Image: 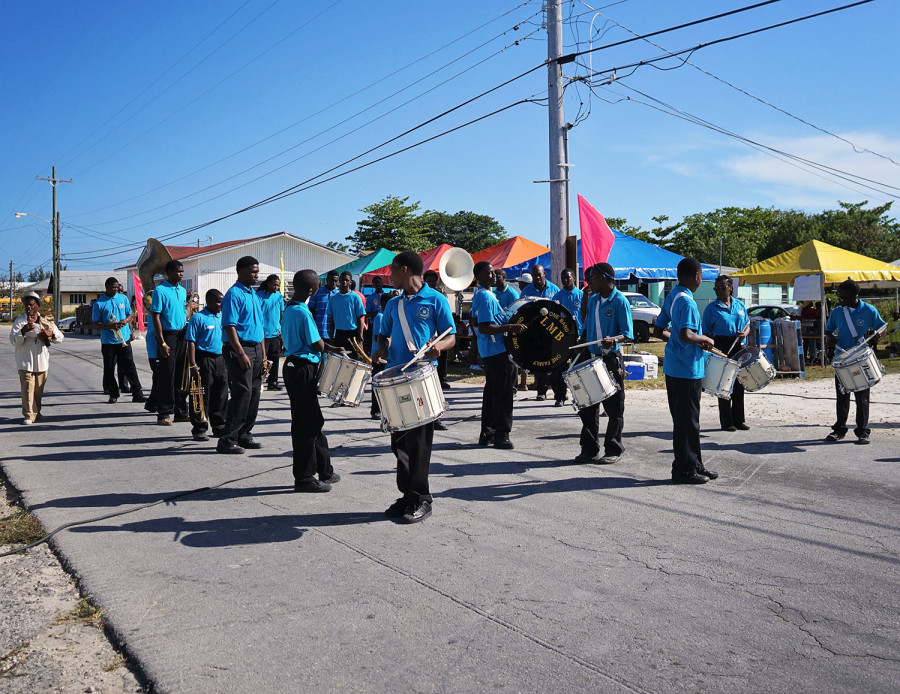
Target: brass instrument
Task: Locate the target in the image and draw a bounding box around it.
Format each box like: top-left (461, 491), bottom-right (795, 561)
top-left (262, 359), bottom-right (274, 380)
top-left (109, 309), bottom-right (126, 343)
top-left (348, 337), bottom-right (372, 365)
top-left (136, 238), bottom-right (174, 295)
top-left (189, 366), bottom-right (208, 424)
top-left (186, 292), bottom-right (200, 321)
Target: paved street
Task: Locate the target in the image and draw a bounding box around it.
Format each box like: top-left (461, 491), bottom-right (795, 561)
top-left (2, 333), bottom-right (898, 693)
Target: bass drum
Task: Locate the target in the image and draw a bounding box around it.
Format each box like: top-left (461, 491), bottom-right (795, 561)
top-left (505, 298), bottom-right (578, 373)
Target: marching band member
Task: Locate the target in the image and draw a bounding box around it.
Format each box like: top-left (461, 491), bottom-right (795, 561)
top-left (654, 258), bottom-right (716, 484)
top-left (574, 263), bottom-right (632, 464)
top-left (92, 276), bottom-right (145, 405)
top-left (423, 269), bottom-right (451, 393)
top-left (150, 260), bottom-right (189, 426)
top-left (186, 289), bottom-right (228, 442)
top-left (374, 251), bottom-right (456, 524)
top-left (256, 274), bottom-right (285, 391)
top-left (824, 279), bottom-right (885, 444)
top-left (702, 276), bottom-right (750, 432)
top-left (493, 269), bottom-right (519, 310)
top-left (364, 275), bottom-right (386, 354)
top-left (282, 270), bottom-right (345, 492)
top-left (548, 268), bottom-right (583, 407)
top-left (369, 291), bottom-right (396, 421)
top-left (326, 270), bottom-right (366, 351)
top-left (143, 291), bottom-right (159, 414)
top-left (10, 292), bottom-right (63, 424)
top-left (521, 265), bottom-right (561, 402)
top-left (472, 261), bottom-right (526, 449)
top-left (218, 256), bottom-right (266, 455)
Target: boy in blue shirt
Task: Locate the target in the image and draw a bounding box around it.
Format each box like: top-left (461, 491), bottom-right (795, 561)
top-left (369, 291), bottom-right (397, 421)
top-left (654, 258), bottom-right (716, 484)
top-left (326, 270), bottom-right (366, 351)
top-left (150, 260), bottom-right (189, 425)
top-left (575, 263), bottom-right (633, 464)
top-left (546, 268), bottom-right (584, 407)
top-left (374, 251), bottom-right (456, 524)
top-left (282, 270), bottom-right (345, 492)
top-left (92, 276), bottom-right (145, 405)
top-left (472, 261), bottom-right (527, 449)
top-left (493, 269), bottom-right (519, 310)
top-left (186, 289), bottom-right (228, 442)
top-left (256, 274), bottom-right (285, 391)
top-left (702, 276), bottom-right (750, 432)
top-left (824, 279), bottom-right (886, 444)
top-left (519, 264), bottom-right (560, 299)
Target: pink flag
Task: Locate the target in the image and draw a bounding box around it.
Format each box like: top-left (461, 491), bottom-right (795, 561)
top-left (133, 272), bottom-right (145, 332)
top-left (578, 194), bottom-right (615, 271)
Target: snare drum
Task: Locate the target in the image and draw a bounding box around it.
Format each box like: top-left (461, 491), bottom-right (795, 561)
top-left (563, 356), bottom-right (618, 409)
top-left (701, 352), bottom-right (740, 399)
top-left (373, 360), bottom-right (446, 432)
top-left (317, 352), bottom-right (372, 406)
top-left (832, 343), bottom-right (884, 393)
top-left (734, 346), bottom-right (776, 392)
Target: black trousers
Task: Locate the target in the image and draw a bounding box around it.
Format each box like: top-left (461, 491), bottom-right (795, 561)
top-left (116, 344), bottom-right (139, 392)
top-left (370, 361), bottom-right (385, 417)
top-left (666, 375), bottom-right (703, 476)
top-left (101, 343), bottom-right (143, 399)
top-left (834, 377), bottom-right (870, 437)
top-left (333, 329), bottom-right (358, 352)
top-left (578, 351), bottom-right (626, 457)
top-left (391, 422), bottom-right (434, 504)
top-left (536, 368), bottom-right (567, 401)
top-left (264, 336), bottom-right (281, 387)
top-left (190, 350), bottom-right (228, 437)
top-left (222, 341), bottom-right (263, 446)
top-left (146, 358), bottom-right (159, 412)
top-left (284, 357), bottom-right (334, 483)
top-left (713, 334), bottom-right (745, 428)
top-left (481, 352), bottom-right (516, 436)
top-left (437, 350), bottom-right (448, 385)
top-left (156, 330), bottom-right (188, 419)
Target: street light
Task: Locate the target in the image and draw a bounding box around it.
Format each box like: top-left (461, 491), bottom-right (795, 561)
top-left (15, 211), bottom-right (59, 322)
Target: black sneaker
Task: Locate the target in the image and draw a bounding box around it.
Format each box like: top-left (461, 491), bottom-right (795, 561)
top-left (825, 431), bottom-right (846, 442)
top-left (535, 394), bottom-right (546, 401)
top-left (107, 396), bottom-right (118, 404)
top-left (554, 400), bottom-right (564, 408)
top-left (402, 500), bottom-right (432, 524)
top-left (574, 450), bottom-right (600, 463)
top-left (721, 425), bottom-right (737, 432)
top-left (856, 433), bottom-right (871, 445)
top-left (494, 436), bottom-right (514, 450)
top-left (131, 393), bottom-right (147, 403)
top-left (696, 466), bottom-right (719, 480)
top-left (478, 430), bottom-right (495, 447)
top-left (672, 473), bottom-right (708, 485)
top-left (385, 497), bottom-right (409, 518)
top-left (217, 443), bottom-right (245, 455)
top-left (294, 478), bottom-right (331, 493)
top-left (434, 420), bottom-right (448, 431)
top-left (238, 438), bottom-right (262, 450)
top-left (193, 433), bottom-right (210, 442)
top-left (320, 472), bottom-right (341, 484)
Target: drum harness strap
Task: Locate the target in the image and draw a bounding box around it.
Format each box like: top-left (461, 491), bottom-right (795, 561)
top-left (397, 297), bottom-right (421, 353)
top-left (842, 306), bottom-right (861, 345)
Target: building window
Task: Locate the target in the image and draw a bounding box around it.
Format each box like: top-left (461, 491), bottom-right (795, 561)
top-left (182, 278), bottom-right (193, 292)
top-left (69, 293), bottom-right (87, 304)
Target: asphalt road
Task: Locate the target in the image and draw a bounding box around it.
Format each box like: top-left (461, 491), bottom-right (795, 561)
top-left (2, 333), bottom-right (898, 693)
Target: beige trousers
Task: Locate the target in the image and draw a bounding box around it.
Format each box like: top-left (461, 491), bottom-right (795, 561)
top-left (18, 370), bottom-right (48, 421)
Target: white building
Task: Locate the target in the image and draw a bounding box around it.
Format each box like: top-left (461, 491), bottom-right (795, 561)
top-left (118, 232), bottom-right (353, 297)
top-left (23, 270), bottom-right (113, 313)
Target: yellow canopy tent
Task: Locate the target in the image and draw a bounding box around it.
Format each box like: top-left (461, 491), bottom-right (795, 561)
top-left (733, 240), bottom-right (900, 364)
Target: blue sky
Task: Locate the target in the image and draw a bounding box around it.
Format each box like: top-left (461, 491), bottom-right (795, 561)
top-left (2, 0), bottom-right (898, 275)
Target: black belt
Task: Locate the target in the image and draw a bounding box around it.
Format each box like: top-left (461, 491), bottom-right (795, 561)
top-left (163, 328), bottom-right (186, 335)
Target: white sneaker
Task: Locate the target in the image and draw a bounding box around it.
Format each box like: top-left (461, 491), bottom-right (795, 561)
top-left (22, 418), bottom-right (33, 425)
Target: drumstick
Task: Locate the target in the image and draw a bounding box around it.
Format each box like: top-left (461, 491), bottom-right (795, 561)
top-left (400, 326), bottom-right (454, 372)
top-left (710, 347), bottom-right (729, 358)
top-left (522, 307), bottom-right (549, 329)
top-left (727, 334), bottom-right (743, 355)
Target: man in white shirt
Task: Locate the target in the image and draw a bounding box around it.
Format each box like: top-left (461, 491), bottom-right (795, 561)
top-left (9, 292), bottom-right (64, 424)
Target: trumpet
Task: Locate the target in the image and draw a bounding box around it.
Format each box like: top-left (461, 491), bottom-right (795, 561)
top-left (262, 359), bottom-right (274, 380)
top-left (189, 366), bottom-right (208, 423)
top-left (109, 310), bottom-right (126, 343)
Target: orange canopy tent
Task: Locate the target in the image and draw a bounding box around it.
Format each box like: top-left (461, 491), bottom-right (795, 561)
top-left (470, 236), bottom-right (550, 270)
top-left (360, 244), bottom-right (454, 284)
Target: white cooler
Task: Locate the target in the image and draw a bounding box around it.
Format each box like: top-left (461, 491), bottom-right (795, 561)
top-left (623, 353), bottom-right (659, 380)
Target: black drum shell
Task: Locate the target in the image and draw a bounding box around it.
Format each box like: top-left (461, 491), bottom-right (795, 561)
top-left (505, 298), bottom-right (578, 373)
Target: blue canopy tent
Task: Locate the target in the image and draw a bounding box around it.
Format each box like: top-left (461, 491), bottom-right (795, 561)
top-left (504, 231), bottom-right (718, 283)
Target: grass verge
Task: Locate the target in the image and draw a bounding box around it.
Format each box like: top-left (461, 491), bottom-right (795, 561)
top-left (0, 509), bottom-right (44, 546)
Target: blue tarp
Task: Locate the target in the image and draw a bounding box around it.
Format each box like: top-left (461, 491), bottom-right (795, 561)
top-left (504, 231), bottom-right (719, 283)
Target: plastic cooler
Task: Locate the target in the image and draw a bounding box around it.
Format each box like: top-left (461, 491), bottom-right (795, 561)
top-left (623, 353), bottom-right (659, 380)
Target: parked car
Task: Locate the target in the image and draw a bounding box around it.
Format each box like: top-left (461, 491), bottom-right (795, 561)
top-left (623, 292), bottom-right (661, 342)
top-left (748, 304), bottom-right (800, 321)
top-left (57, 316), bottom-right (77, 332)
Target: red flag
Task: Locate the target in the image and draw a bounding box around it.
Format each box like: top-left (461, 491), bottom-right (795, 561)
top-left (133, 272), bottom-right (145, 332)
top-left (578, 194), bottom-right (615, 271)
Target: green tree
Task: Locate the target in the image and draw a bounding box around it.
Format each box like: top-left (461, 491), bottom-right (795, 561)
top-left (661, 206), bottom-right (783, 267)
top-left (27, 267), bottom-right (48, 283)
top-left (325, 240), bottom-right (352, 254)
top-left (345, 196), bottom-right (428, 253)
top-left (419, 210), bottom-right (507, 252)
top-left (813, 201), bottom-right (900, 262)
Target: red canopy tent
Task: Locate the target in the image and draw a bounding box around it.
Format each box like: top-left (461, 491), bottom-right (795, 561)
top-left (470, 236), bottom-right (550, 270)
top-left (360, 244), bottom-right (454, 284)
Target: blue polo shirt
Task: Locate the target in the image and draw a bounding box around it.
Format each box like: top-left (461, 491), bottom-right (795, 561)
top-left (520, 281), bottom-right (560, 299)
top-left (369, 312), bottom-right (384, 359)
top-left (221, 281), bottom-right (264, 344)
top-left (582, 288), bottom-right (633, 355)
top-left (472, 285), bottom-right (508, 358)
top-left (824, 300), bottom-right (886, 351)
top-left (494, 285), bottom-right (520, 310)
top-left (553, 286), bottom-right (584, 332)
top-left (309, 286), bottom-right (338, 337)
top-left (366, 290), bottom-right (385, 315)
top-left (282, 301), bottom-right (322, 364)
top-left (380, 284), bottom-right (456, 369)
top-left (92, 293), bottom-right (132, 345)
top-left (327, 291), bottom-right (365, 331)
top-left (150, 281), bottom-right (187, 332)
top-left (661, 286), bottom-right (705, 379)
top-left (145, 313), bottom-right (157, 359)
top-left (186, 308), bottom-right (223, 355)
top-left (256, 289), bottom-right (285, 338)
top-left (702, 298), bottom-right (749, 341)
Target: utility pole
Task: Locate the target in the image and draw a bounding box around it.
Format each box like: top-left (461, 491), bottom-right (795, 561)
top-left (36, 166), bottom-right (73, 323)
top-left (547, 0), bottom-right (568, 281)
top-left (8, 261), bottom-right (13, 319)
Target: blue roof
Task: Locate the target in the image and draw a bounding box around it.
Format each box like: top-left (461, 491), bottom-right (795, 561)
top-left (504, 230), bottom-right (718, 283)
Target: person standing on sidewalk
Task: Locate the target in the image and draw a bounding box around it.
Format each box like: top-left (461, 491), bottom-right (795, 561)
top-left (186, 289), bottom-right (228, 442)
top-left (282, 270), bottom-right (345, 493)
top-left (217, 256), bottom-right (266, 455)
top-left (472, 261), bottom-right (526, 450)
top-left (92, 277), bottom-right (145, 405)
top-left (309, 270), bottom-right (339, 342)
top-left (256, 274), bottom-right (285, 391)
top-left (150, 260), bottom-right (189, 426)
top-left (326, 270), bottom-right (366, 352)
top-left (10, 292), bottom-right (63, 424)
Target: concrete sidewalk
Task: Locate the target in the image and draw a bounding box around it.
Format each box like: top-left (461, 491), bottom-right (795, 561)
top-left (2, 333), bottom-right (898, 692)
